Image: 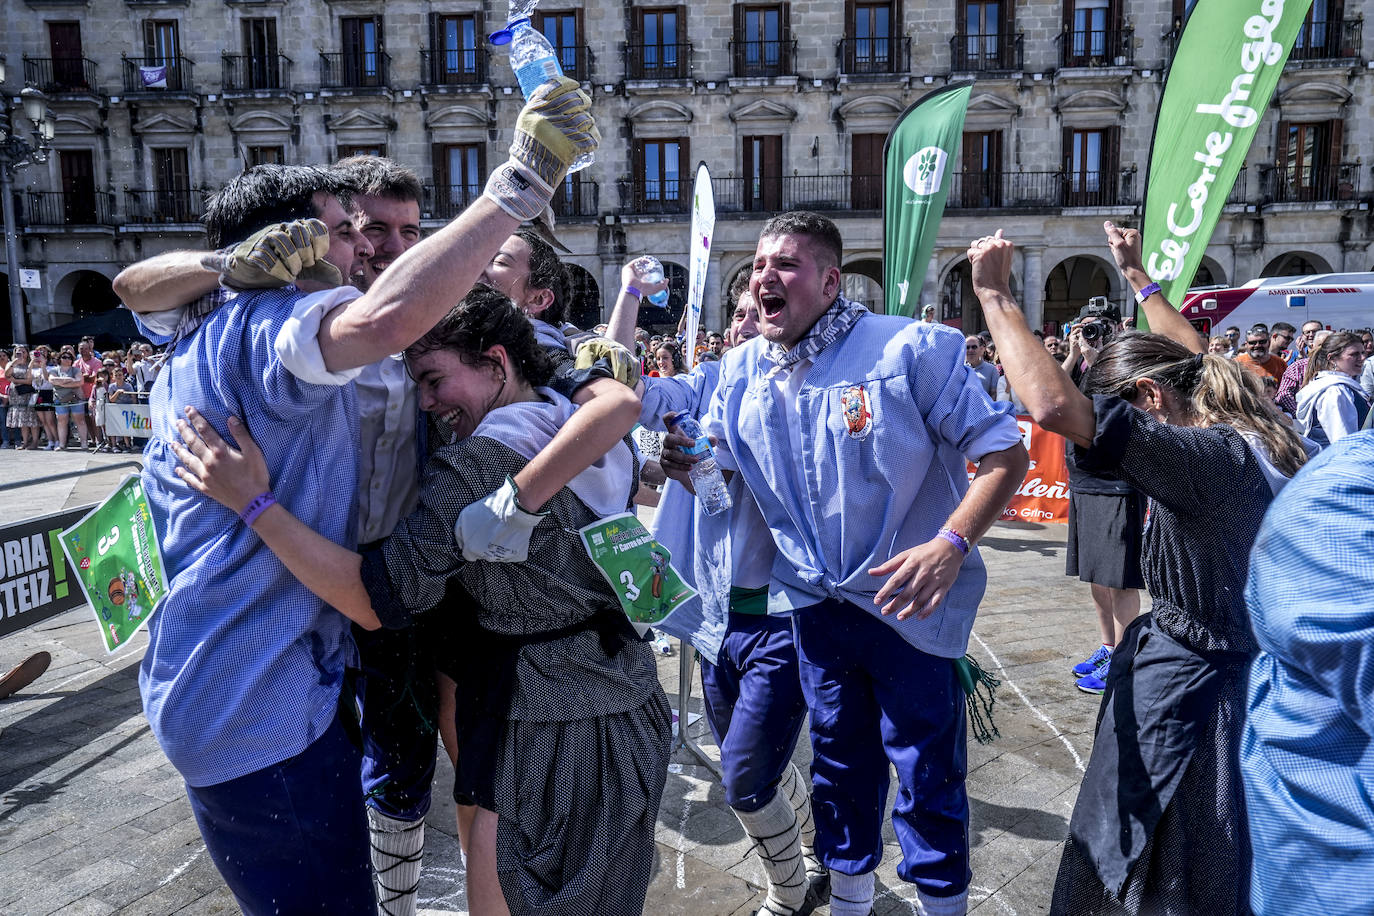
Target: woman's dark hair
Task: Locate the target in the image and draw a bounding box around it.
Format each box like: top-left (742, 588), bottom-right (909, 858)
top-left (655, 341), bottom-right (686, 375)
top-left (405, 286), bottom-right (554, 388)
top-left (1086, 331), bottom-right (1309, 476)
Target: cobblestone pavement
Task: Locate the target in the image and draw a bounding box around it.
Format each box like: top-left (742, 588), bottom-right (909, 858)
top-left (0, 448), bottom-right (1127, 915)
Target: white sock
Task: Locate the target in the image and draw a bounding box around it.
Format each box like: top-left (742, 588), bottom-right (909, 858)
top-left (829, 869), bottom-right (876, 916)
top-left (734, 791), bottom-right (808, 913)
top-left (777, 762), bottom-right (824, 881)
top-left (368, 806), bottom-right (425, 916)
top-left (918, 888), bottom-right (969, 916)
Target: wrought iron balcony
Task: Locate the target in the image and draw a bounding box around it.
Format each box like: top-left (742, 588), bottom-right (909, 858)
top-left (420, 48), bottom-right (489, 87)
top-left (124, 188), bottom-right (206, 224)
top-left (837, 36), bottom-right (910, 76)
top-left (222, 53), bottom-right (292, 91)
top-left (122, 56), bottom-right (195, 92)
top-left (421, 181), bottom-right (482, 220)
top-left (550, 45), bottom-right (594, 83)
top-left (319, 51), bottom-right (391, 89)
top-left (947, 170), bottom-right (1138, 209)
top-left (1056, 27), bottom-right (1134, 69)
top-left (950, 32), bottom-right (1024, 72)
top-left (617, 179), bottom-right (690, 215)
top-left (625, 42), bottom-right (691, 81)
top-left (551, 179), bottom-right (599, 220)
top-left (1259, 162), bottom-right (1361, 205)
top-left (1287, 18), bottom-right (1362, 63)
top-left (23, 190), bottom-right (116, 227)
top-left (729, 39), bottom-right (797, 78)
top-left (22, 57), bottom-right (98, 93)
top-left (1227, 166), bottom-right (1249, 206)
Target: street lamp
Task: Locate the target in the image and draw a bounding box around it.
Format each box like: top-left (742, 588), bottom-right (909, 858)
top-left (1, 59), bottom-right (51, 346)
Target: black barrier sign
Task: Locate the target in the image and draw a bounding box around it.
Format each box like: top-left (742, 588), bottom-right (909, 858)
top-left (0, 506), bottom-right (94, 637)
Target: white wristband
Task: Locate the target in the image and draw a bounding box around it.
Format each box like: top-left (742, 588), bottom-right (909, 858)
top-left (482, 159), bottom-right (555, 222)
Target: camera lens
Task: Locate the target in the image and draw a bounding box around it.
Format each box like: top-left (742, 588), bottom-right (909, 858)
top-left (1082, 323), bottom-right (1102, 342)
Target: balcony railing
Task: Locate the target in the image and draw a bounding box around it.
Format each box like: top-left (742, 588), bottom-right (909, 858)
top-left (1259, 162), bottom-right (1361, 205)
top-left (122, 56), bottom-right (195, 92)
top-left (1056, 27), bottom-right (1134, 68)
top-left (551, 180), bottom-right (599, 220)
top-left (948, 170), bottom-right (1138, 209)
top-left (23, 190), bottom-right (115, 227)
top-left (319, 51), bottom-right (391, 89)
top-left (950, 32), bottom-right (1024, 72)
top-left (1288, 18), bottom-right (1362, 63)
top-left (222, 53), bottom-right (292, 91)
top-left (22, 57), bottom-right (98, 93)
top-left (551, 45), bottom-right (594, 83)
top-left (625, 42), bottom-right (691, 80)
top-left (730, 38), bottom-right (797, 78)
top-left (420, 48), bottom-right (489, 86)
top-left (837, 36), bottom-right (910, 76)
top-left (1227, 166), bottom-right (1249, 206)
top-left (617, 179), bottom-right (691, 215)
top-left (422, 182), bottom-right (482, 220)
top-left (125, 188), bottom-right (207, 224)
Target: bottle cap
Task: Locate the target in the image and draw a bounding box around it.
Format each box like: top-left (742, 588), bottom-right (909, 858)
top-left (488, 17), bottom-right (530, 46)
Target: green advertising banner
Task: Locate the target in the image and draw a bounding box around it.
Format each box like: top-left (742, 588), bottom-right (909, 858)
top-left (579, 512), bottom-right (696, 629)
top-left (1142, 0), bottom-right (1315, 310)
top-left (883, 81), bottom-right (972, 318)
top-left (60, 475), bottom-right (169, 653)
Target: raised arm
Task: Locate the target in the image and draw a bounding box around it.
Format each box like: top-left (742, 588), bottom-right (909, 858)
top-left (1103, 220), bottom-right (1202, 353)
top-left (970, 230), bottom-right (1097, 447)
top-left (604, 258), bottom-right (668, 353)
top-left (114, 251), bottom-right (220, 314)
top-left (317, 78), bottom-right (598, 373)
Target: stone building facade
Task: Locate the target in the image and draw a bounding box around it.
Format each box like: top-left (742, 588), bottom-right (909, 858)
top-left (3, 0), bottom-right (1371, 340)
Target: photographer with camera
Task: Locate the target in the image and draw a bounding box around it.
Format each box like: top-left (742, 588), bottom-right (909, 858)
top-left (1061, 298), bottom-right (1144, 695)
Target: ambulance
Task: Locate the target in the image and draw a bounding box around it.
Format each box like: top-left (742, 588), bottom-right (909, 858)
top-left (1179, 273), bottom-right (1374, 337)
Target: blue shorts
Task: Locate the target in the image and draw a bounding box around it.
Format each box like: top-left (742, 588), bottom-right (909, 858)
top-left (54, 402), bottom-right (85, 416)
top-left (185, 712), bottom-right (374, 915)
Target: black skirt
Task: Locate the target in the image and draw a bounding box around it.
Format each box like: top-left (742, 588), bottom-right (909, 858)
top-left (1066, 490), bottom-right (1147, 590)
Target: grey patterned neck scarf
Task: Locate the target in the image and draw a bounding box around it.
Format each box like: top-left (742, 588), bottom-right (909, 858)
top-left (764, 296), bottom-right (868, 378)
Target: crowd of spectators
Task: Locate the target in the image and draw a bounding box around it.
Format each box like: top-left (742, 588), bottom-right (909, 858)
top-left (1, 336), bottom-right (161, 452)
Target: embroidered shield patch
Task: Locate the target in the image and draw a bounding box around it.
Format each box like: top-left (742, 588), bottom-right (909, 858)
top-left (840, 384), bottom-right (873, 440)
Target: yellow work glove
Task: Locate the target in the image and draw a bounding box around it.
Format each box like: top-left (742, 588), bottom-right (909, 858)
top-left (484, 77), bottom-right (599, 222)
top-left (205, 218), bottom-right (342, 290)
top-left (575, 337), bottom-right (643, 390)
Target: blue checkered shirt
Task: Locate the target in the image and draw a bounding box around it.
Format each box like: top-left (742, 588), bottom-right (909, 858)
top-left (1243, 431), bottom-right (1374, 914)
top-left (138, 287), bottom-right (359, 787)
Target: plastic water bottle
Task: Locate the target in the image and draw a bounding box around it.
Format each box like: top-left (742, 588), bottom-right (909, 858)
top-left (492, 16), bottom-right (593, 173)
top-left (632, 255), bottom-right (671, 307)
top-left (666, 414), bottom-right (732, 516)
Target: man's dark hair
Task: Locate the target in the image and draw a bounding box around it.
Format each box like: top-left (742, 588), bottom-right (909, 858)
top-left (405, 285), bottom-right (554, 388)
top-left (513, 228), bottom-right (567, 326)
top-left (332, 155), bottom-right (423, 204)
top-left (728, 269), bottom-right (751, 309)
top-left (1225, 325), bottom-right (1241, 334)
top-left (758, 211), bottom-right (843, 269)
top-left (204, 164), bottom-right (352, 249)
top-left (1271, 321), bottom-right (1297, 335)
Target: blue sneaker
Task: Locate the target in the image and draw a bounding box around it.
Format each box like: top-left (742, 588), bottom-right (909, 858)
top-left (1076, 655), bottom-right (1111, 694)
top-left (1072, 645), bottom-right (1112, 677)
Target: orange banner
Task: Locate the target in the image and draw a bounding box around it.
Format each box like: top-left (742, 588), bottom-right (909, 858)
top-left (967, 417), bottom-right (1071, 524)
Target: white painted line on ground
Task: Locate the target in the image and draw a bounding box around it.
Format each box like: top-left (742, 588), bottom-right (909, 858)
top-left (970, 883), bottom-right (1019, 914)
top-left (970, 631), bottom-right (1085, 774)
top-left (47, 647), bottom-right (142, 693)
top-left (158, 845), bottom-right (204, 887)
top-left (675, 792), bottom-right (692, 889)
top-left (877, 884), bottom-right (918, 913)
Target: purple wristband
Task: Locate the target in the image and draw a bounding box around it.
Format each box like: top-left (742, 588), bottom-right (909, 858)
top-left (937, 526), bottom-right (970, 555)
top-left (239, 492), bottom-right (276, 527)
top-left (624, 285), bottom-right (644, 300)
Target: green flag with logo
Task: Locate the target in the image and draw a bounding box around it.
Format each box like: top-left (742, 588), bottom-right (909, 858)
top-left (1142, 0), bottom-right (1314, 312)
top-left (883, 81), bottom-right (972, 318)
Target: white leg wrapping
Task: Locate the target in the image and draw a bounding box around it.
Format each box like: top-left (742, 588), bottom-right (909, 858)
top-left (368, 806), bottom-right (425, 916)
top-left (777, 761), bottom-right (824, 881)
top-left (829, 869), bottom-right (876, 916)
top-left (734, 790), bottom-right (808, 914)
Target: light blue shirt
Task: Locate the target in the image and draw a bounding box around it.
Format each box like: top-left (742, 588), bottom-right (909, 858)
top-left (137, 287), bottom-right (359, 787)
top-left (1243, 431), bottom-right (1374, 915)
top-left (705, 308), bottom-right (1021, 658)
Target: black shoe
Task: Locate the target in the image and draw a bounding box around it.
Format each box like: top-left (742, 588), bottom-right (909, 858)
top-left (806, 871), bottom-right (831, 907)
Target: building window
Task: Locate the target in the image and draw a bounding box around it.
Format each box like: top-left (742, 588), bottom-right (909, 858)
top-left (631, 6), bottom-right (687, 80)
top-left (845, 1), bottom-right (895, 73)
top-left (534, 10), bottom-right (586, 82)
top-left (247, 146), bottom-right (285, 166)
top-left (338, 144), bottom-right (386, 159)
top-left (1274, 119), bottom-right (1344, 201)
top-left (433, 143), bottom-right (485, 217)
top-left (153, 147), bottom-right (194, 221)
top-left (743, 135), bottom-right (782, 212)
top-left (239, 18), bottom-right (281, 90)
top-left (956, 1), bottom-right (1014, 70)
top-left (851, 133), bottom-right (884, 210)
top-left (341, 16), bottom-right (385, 87)
top-left (46, 21), bottom-right (89, 91)
top-left (59, 149), bottom-right (97, 224)
top-left (632, 138), bottom-right (689, 213)
top-left (960, 130), bottom-right (1003, 208)
top-left (1062, 126), bottom-right (1119, 206)
top-left (732, 4), bottom-right (792, 78)
top-left (428, 13), bottom-right (482, 85)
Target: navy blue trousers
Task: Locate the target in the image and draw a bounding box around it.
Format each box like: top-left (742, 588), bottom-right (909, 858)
top-left (185, 713), bottom-right (375, 915)
top-left (699, 611), bottom-right (810, 812)
top-left (354, 621), bottom-right (440, 821)
top-left (794, 597), bottom-right (971, 895)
